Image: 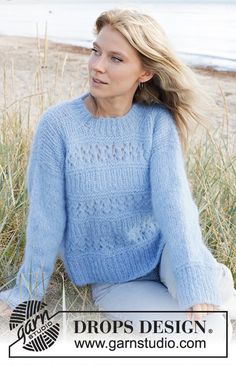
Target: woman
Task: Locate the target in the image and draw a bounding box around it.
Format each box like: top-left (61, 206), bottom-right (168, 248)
top-left (0, 8), bottom-right (235, 331)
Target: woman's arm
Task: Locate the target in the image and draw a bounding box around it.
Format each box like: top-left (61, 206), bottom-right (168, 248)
top-left (150, 105), bottom-right (222, 310)
top-left (0, 109), bottom-right (66, 310)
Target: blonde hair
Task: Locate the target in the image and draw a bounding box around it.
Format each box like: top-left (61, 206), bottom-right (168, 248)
top-left (93, 8), bottom-right (214, 153)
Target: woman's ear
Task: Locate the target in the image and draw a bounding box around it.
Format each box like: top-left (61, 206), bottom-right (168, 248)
top-left (139, 71), bottom-right (155, 83)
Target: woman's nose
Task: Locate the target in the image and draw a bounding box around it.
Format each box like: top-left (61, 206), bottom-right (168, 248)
top-left (91, 56), bottom-right (107, 73)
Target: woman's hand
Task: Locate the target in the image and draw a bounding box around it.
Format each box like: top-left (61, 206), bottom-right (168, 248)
top-left (186, 303), bottom-right (218, 321)
top-left (0, 300), bottom-right (13, 319)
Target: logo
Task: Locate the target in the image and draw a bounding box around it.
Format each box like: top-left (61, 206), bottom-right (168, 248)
top-left (9, 300), bottom-right (60, 352)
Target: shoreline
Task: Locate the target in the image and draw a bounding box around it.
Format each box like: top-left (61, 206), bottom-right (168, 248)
top-left (2, 34), bottom-right (236, 76)
top-left (0, 34), bottom-right (235, 140)
top-left (39, 38), bottom-right (236, 76)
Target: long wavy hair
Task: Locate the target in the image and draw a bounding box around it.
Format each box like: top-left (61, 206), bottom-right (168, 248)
top-left (93, 8), bottom-right (215, 153)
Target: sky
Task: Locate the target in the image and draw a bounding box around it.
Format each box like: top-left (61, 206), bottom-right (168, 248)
top-left (1, 0), bottom-right (236, 4)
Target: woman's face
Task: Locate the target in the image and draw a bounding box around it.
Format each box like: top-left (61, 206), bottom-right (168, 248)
top-left (88, 24), bottom-right (151, 101)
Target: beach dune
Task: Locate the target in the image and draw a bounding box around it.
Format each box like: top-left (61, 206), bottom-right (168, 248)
top-left (0, 34), bottom-right (235, 142)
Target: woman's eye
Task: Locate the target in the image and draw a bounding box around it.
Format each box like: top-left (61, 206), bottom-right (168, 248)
top-left (111, 56), bottom-right (123, 62)
top-left (91, 48), bottom-right (122, 63)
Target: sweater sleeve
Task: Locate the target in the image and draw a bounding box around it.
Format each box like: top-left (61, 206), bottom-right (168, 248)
top-left (0, 110), bottom-right (66, 309)
top-left (150, 106), bottom-right (222, 309)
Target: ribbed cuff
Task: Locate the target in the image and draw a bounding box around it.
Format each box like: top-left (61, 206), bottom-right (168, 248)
top-left (0, 287), bottom-right (25, 309)
top-left (0, 284), bottom-right (45, 310)
top-left (174, 263), bottom-right (223, 310)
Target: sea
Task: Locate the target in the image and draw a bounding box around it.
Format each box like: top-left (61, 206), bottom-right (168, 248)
top-left (0, 0), bottom-right (236, 72)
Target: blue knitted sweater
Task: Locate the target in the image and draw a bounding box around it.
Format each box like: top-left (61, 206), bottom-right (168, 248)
top-left (0, 91), bottom-right (222, 310)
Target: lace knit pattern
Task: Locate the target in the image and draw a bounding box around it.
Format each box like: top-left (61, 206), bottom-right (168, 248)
top-left (0, 91), bottom-right (222, 310)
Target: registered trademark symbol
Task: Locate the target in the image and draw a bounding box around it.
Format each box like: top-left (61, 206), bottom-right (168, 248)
top-left (208, 329), bottom-right (213, 334)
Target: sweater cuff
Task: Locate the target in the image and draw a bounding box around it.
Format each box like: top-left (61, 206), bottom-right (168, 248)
top-left (0, 285), bottom-right (45, 310)
top-left (174, 264), bottom-right (223, 310)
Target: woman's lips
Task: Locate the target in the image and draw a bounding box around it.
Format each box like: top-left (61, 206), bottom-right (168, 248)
top-left (92, 77), bottom-right (108, 85)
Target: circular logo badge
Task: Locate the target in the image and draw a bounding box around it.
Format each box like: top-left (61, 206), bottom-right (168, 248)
top-left (9, 300), bottom-right (60, 352)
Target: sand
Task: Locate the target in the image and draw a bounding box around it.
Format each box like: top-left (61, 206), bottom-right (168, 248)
top-left (0, 34), bottom-right (235, 143)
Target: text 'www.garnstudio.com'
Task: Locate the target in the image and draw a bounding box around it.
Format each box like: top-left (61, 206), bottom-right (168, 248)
top-left (8, 307), bottom-right (228, 358)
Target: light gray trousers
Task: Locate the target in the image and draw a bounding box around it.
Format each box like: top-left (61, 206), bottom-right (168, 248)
top-left (91, 244), bottom-right (235, 340)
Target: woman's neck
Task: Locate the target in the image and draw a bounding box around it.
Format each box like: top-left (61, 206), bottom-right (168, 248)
top-left (85, 93), bottom-right (133, 118)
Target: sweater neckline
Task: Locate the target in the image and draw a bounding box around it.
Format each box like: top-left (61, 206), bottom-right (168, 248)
top-left (77, 91), bottom-right (140, 126)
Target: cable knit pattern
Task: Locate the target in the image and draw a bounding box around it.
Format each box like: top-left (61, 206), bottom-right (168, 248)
top-left (0, 91), bottom-right (222, 310)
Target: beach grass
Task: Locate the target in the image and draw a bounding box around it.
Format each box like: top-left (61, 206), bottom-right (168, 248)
top-left (0, 35), bottom-right (235, 319)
